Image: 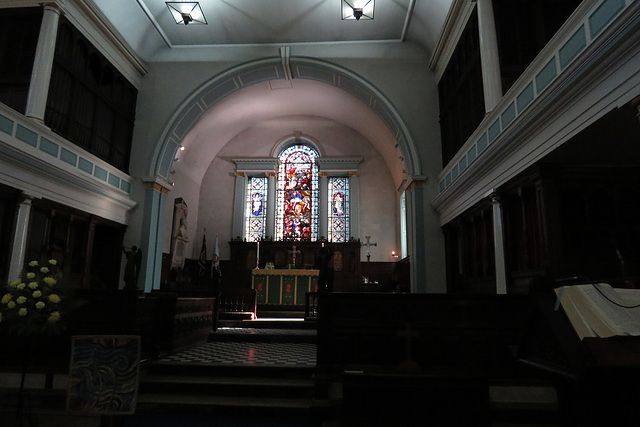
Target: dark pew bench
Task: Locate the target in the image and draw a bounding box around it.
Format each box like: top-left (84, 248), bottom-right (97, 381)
top-left (315, 292), bottom-right (539, 426)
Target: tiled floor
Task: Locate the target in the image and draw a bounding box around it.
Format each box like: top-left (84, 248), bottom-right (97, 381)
top-left (157, 328), bottom-right (317, 367)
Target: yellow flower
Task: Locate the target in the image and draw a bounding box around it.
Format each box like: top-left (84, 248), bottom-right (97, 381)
top-left (7, 301), bottom-right (16, 309)
top-left (18, 308), bottom-right (28, 316)
top-left (17, 283), bottom-right (26, 290)
top-left (35, 302), bottom-right (45, 309)
top-left (32, 290), bottom-right (42, 298)
top-left (17, 296), bottom-right (27, 305)
top-left (44, 277), bottom-right (57, 285)
top-left (9, 280), bottom-right (20, 288)
top-left (26, 272), bottom-right (35, 279)
top-left (28, 282), bottom-right (38, 289)
top-left (29, 261), bottom-right (38, 267)
top-left (1, 293), bottom-right (12, 304)
top-left (48, 259), bottom-right (57, 266)
top-left (40, 267), bottom-right (49, 274)
top-left (48, 311), bottom-right (61, 323)
top-left (48, 294), bottom-right (61, 304)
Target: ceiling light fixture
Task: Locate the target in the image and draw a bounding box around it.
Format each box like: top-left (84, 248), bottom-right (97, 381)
top-left (166, 2), bottom-right (207, 25)
top-left (341, 0), bottom-right (374, 20)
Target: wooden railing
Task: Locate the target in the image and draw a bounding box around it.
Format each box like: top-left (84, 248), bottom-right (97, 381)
top-left (217, 288), bottom-right (257, 320)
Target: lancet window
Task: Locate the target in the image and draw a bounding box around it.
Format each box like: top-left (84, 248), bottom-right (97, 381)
top-left (244, 177), bottom-right (268, 242)
top-left (328, 177), bottom-right (349, 242)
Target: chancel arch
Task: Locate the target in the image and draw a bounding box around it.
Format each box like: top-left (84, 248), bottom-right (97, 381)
top-left (139, 57), bottom-right (428, 292)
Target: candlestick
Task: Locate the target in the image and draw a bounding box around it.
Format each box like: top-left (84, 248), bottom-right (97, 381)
top-left (256, 241), bottom-right (260, 269)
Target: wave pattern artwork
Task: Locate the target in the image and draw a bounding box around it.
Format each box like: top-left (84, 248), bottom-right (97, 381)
top-left (67, 335), bottom-right (140, 415)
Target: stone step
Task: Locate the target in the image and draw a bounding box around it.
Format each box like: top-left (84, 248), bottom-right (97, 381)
top-left (210, 327), bottom-right (317, 344)
top-left (139, 373), bottom-right (314, 398)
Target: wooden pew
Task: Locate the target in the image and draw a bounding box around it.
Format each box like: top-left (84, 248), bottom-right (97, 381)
top-left (315, 292), bottom-right (538, 426)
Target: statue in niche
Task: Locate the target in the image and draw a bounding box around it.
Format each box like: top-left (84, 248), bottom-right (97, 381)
top-left (171, 198), bottom-right (189, 270)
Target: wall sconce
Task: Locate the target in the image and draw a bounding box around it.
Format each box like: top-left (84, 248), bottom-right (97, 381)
top-left (391, 251), bottom-right (400, 258)
top-left (166, 2), bottom-right (207, 25)
top-left (342, 0), bottom-right (374, 20)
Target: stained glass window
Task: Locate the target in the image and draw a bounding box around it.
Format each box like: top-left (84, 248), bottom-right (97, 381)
top-left (276, 145), bottom-right (319, 241)
top-left (245, 177), bottom-right (267, 242)
top-left (328, 177), bottom-right (349, 242)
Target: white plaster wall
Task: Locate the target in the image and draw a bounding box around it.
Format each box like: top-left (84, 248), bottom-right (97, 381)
top-left (197, 117), bottom-right (398, 262)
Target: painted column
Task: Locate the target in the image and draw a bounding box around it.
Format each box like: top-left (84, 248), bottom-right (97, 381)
top-left (232, 172), bottom-right (247, 239)
top-left (266, 173), bottom-right (276, 239)
top-left (476, 0), bottom-right (503, 113)
top-left (489, 190), bottom-right (508, 294)
top-left (140, 180), bottom-right (169, 293)
top-left (348, 172), bottom-right (360, 241)
top-left (405, 178), bottom-right (427, 293)
top-left (82, 218), bottom-right (97, 288)
top-left (8, 194), bottom-right (34, 281)
top-left (25, 3), bottom-right (62, 123)
top-left (319, 173), bottom-right (329, 239)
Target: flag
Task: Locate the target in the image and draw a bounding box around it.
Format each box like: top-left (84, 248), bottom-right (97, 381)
top-left (198, 231), bottom-right (207, 276)
top-left (211, 235), bottom-right (222, 278)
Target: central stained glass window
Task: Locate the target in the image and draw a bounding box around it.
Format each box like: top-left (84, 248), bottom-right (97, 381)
top-left (276, 145), bottom-right (319, 241)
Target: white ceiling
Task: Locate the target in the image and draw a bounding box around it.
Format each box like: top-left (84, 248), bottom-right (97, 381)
top-left (92, 0), bottom-right (454, 61)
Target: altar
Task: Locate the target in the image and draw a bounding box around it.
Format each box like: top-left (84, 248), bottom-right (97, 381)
top-left (252, 268), bottom-right (319, 305)
top-left (230, 240), bottom-right (362, 293)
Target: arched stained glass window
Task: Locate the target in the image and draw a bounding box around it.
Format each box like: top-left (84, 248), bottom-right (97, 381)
top-left (276, 145), bottom-right (319, 241)
top-left (328, 177), bottom-right (349, 242)
top-left (245, 177), bottom-right (267, 242)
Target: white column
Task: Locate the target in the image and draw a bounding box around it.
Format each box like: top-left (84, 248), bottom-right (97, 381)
top-left (489, 190), bottom-right (507, 294)
top-left (25, 3), bottom-right (62, 123)
top-left (266, 173), bottom-right (276, 239)
top-left (405, 179), bottom-right (427, 293)
top-left (232, 172), bottom-right (247, 239)
top-left (319, 174), bottom-right (329, 239)
top-left (9, 195), bottom-right (34, 281)
top-left (349, 172), bottom-right (360, 240)
top-left (140, 181), bottom-right (169, 292)
top-left (476, 0), bottom-right (503, 113)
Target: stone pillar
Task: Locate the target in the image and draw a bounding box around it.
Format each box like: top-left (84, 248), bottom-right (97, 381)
top-left (8, 194), bottom-right (34, 281)
top-left (488, 190), bottom-right (508, 294)
top-left (25, 3), bottom-right (62, 123)
top-left (140, 180), bottom-right (170, 293)
top-left (405, 178), bottom-right (427, 293)
top-left (348, 172), bottom-right (360, 241)
top-left (266, 173), bottom-right (276, 239)
top-left (232, 172), bottom-right (247, 239)
top-left (476, 0), bottom-right (503, 113)
top-left (319, 173), bottom-right (329, 240)
top-left (82, 218), bottom-right (97, 288)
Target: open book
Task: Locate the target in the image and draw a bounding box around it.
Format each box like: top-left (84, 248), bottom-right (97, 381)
top-left (555, 283), bottom-right (640, 340)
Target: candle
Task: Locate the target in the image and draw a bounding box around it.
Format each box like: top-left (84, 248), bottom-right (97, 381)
top-left (256, 241), bottom-right (260, 268)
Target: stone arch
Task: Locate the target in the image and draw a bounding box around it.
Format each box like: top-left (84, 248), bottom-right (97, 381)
top-left (148, 56), bottom-right (421, 183)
